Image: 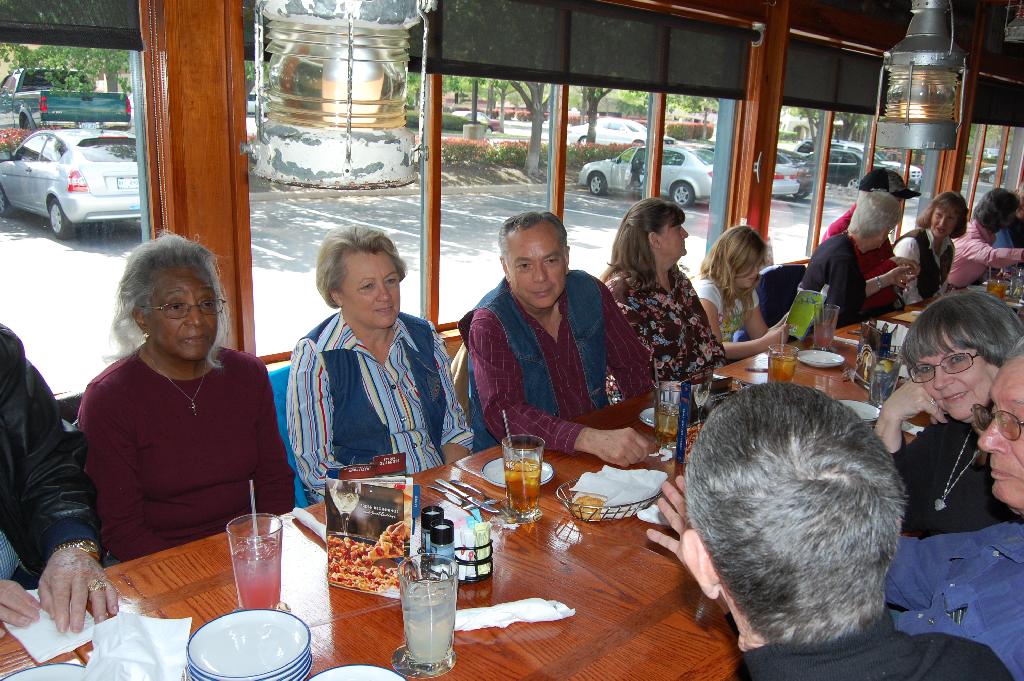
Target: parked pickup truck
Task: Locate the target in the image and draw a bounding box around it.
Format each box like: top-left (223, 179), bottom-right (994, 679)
top-left (0, 69), bottom-right (131, 130)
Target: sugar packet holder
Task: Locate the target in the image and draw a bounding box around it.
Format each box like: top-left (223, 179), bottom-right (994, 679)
top-left (454, 522), bottom-right (492, 582)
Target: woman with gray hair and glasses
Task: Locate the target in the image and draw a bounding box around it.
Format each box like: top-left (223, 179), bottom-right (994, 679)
top-left (286, 226), bottom-right (472, 502)
top-left (874, 291), bottom-right (1022, 536)
top-left (801, 190), bottom-right (917, 327)
top-left (78, 233), bottom-right (295, 561)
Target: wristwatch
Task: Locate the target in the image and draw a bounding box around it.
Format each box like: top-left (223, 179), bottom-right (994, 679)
top-left (50, 539), bottom-right (101, 563)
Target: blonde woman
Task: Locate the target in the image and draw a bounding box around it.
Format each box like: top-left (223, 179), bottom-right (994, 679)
top-left (695, 226), bottom-right (789, 360)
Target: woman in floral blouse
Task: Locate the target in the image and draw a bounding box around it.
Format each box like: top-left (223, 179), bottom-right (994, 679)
top-left (601, 198), bottom-right (725, 385)
top-left (695, 226), bottom-right (790, 360)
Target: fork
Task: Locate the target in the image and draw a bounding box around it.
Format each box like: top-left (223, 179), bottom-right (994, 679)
top-left (447, 479), bottom-right (499, 505)
top-left (427, 484), bottom-right (496, 515)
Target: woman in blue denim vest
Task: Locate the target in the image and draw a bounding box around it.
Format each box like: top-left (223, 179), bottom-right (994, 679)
top-left (286, 226), bottom-right (472, 502)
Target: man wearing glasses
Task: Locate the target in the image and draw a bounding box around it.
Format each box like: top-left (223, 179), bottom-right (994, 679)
top-left (885, 336), bottom-right (1024, 679)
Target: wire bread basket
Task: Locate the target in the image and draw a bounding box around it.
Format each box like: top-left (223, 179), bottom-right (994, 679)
top-left (555, 479), bottom-right (661, 522)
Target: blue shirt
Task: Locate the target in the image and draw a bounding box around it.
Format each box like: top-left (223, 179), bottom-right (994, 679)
top-left (886, 521), bottom-right (1024, 679)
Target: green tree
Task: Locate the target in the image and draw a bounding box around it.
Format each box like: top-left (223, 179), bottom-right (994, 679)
top-left (509, 81), bottom-right (548, 177)
top-left (0, 44), bottom-right (130, 92)
top-left (577, 87), bottom-right (612, 144)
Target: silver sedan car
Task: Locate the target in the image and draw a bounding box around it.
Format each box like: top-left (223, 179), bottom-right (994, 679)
top-left (0, 129), bottom-right (140, 240)
top-left (578, 145), bottom-right (713, 207)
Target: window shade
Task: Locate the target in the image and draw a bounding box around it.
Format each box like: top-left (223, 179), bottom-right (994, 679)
top-left (972, 79), bottom-right (1024, 127)
top-left (417, 0), bottom-right (752, 98)
top-left (244, 0), bottom-right (751, 97)
top-left (0, 2), bottom-right (141, 51)
top-left (783, 40), bottom-right (882, 115)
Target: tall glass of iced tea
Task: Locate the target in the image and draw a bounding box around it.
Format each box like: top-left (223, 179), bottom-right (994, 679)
top-left (501, 435), bottom-right (544, 523)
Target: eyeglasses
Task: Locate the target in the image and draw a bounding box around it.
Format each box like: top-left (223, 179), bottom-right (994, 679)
top-left (908, 351), bottom-right (977, 383)
top-left (144, 299), bottom-right (225, 319)
top-left (972, 403), bottom-right (1024, 442)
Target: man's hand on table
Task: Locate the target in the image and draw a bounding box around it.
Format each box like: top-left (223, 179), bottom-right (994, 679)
top-left (646, 475), bottom-right (688, 565)
top-left (38, 547), bottom-right (119, 634)
top-left (575, 426), bottom-right (653, 466)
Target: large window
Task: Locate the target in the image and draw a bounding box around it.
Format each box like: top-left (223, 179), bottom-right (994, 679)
top-left (437, 78), bottom-right (551, 323)
top-left (0, 45), bottom-right (146, 393)
top-left (246, 69), bottom-right (424, 355)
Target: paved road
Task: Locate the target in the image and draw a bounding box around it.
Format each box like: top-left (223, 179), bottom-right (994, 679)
top-left (1, 179), bottom-right (923, 393)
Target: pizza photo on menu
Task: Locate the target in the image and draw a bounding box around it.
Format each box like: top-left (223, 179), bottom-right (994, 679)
top-left (325, 457), bottom-right (418, 598)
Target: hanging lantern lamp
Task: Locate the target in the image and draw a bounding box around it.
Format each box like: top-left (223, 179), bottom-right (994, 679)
top-left (875, 0), bottom-right (967, 150)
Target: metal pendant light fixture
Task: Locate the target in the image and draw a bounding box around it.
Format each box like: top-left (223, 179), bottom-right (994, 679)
top-left (1007, 0), bottom-right (1024, 44)
top-left (249, 0), bottom-right (433, 189)
top-left (875, 0), bottom-right (967, 150)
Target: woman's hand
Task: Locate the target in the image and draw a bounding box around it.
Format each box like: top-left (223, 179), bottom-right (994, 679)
top-left (38, 547), bottom-right (119, 634)
top-left (875, 380), bottom-right (946, 452)
top-left (0, 581), bottom-right (41, 635)
top-left (890, 256), bottom-right (921, 277)
top-left (646, 476), bottom-right (688, 566)
top-left (883, 265), bottom-right (917, 290)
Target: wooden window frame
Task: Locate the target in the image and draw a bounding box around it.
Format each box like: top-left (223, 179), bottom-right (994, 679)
top-left (136, 0), bottom-right (1020, 363)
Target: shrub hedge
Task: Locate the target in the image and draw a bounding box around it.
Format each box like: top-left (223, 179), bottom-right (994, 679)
top-left (666, 122), bottom-right (714, 141)
top-left (439, 138), bottom-right (638, 171)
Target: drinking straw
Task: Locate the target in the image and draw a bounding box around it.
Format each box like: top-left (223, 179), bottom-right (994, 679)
top-left (249, 479), bottom-right (258, 536)
top-left (502, 409), bottom-right (511, 440)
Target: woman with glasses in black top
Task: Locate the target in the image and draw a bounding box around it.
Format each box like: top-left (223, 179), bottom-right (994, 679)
top-left (874, 291), bottom-right (1022, 536)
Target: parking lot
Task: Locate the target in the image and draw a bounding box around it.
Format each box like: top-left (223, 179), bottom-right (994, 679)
top-left (1, 179), bottom-right (920, 394)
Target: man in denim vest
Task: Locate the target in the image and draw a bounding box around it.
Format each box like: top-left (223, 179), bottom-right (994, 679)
top-left (460, 212), bottom-right (653, 464)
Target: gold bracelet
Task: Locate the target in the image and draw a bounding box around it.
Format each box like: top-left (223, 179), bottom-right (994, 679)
top-left (50, 539), bottom-right (101, 563)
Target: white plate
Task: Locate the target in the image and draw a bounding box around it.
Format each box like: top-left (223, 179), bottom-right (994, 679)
top-left (309, 666), bottom-right (404, 680)
top-left (188, 609), bottom-right (311, 678)
top-left (839, 400), bottom-right (880, 422)
top-left (639, 407), bottom-right (655, 426)
top-left (797, 350), bottom-right (845, 368)
top-left (189, 651), bottom-right (311, 680)
top-left (5, 665), bottom-right (85, 680)
top-left (481, 458), bottom-right (555, 487)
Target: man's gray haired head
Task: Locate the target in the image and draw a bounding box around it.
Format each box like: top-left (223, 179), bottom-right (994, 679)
top-left (685, 383), bottom-right (905, 646)
top-left (498, 211), bottom-right (568, 259)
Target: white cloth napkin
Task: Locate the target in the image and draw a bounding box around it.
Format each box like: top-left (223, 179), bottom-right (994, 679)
top-left (82, 613), bottom-right (191, 681)
top-left (292, 506), bottom-right (326, 542)
top-left (570, 466), bottom-right (667, 507)
top-left (454, 598), bottom-right (574, 631)
top-left (5, 589), bottom-right (94, 663)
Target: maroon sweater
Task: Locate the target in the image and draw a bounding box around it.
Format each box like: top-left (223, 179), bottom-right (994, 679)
top-left (79, 350), bottom-right (295, 561)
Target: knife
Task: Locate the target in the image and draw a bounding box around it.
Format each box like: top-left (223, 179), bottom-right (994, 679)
top-left (433, 479), bottom-right (501, 513)
top-left (427, 485), bottom-right (493, 516)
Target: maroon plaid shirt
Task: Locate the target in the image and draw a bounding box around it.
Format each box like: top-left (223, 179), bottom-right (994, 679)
top-left (467, 284), bottom-right (652, 453)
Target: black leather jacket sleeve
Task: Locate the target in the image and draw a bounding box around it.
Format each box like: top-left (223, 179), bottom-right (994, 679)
top-left (0, 325), bottom-right (99, 575)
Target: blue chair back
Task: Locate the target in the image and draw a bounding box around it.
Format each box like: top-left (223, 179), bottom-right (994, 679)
top-left (267, 364), bottom-right (309, 508)
top-left (732, 263), bottom-right (807, 342)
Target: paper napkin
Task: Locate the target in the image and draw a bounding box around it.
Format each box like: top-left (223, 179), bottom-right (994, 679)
top-left (5, 589), bottom-right (94, 663)
top-left (292, 506), bottom-right (327, 542)
top-left (82, 613), bottom-right (191, 681)
top-left (570, 466), bottom-right (667, 507)
top-left (455, 598), bottom-right (574, 631)
top-left (636, 503), bottom-right (669, 526)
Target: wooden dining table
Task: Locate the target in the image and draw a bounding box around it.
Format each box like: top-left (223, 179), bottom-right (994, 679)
top-left (0, 394), bottom-right (743, 680)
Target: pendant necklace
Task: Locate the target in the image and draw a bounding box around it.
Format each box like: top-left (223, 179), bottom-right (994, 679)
top-left (935, 432), bottom-right (977, 511)
top-left (162, 373), bottom-right (206, 416)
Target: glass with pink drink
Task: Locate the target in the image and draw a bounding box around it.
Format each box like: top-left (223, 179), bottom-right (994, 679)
top-left (226, 513), bottom-right (283, 610)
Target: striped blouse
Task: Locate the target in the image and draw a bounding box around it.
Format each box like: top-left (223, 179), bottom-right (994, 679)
top-left (286, 313), bottom-right (472, 501)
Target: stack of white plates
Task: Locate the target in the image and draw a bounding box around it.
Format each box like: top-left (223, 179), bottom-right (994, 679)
top-left (187, 609), bottom-right (311, 681)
